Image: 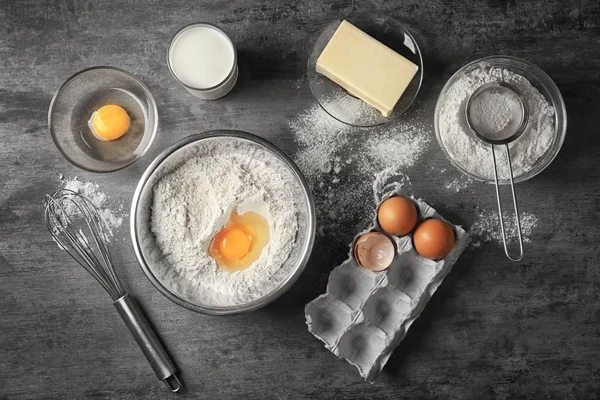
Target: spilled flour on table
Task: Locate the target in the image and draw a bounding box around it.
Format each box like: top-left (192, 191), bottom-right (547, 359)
top-left (57, 175), bottom-right (124, 238)
top-left (372, 167), bottom-right (413, 205)
top-left (320, 91), bottom-right (382, 126)
top-left (469, 210), bottom-right (538, 248)
top-left (291, 105), bottom-right (352, 182)
top-left (445, 176), bottom-right (474, 193)
top-left (290, 103), bottom-right (430, 236)
top-left (292, 103), bottom-right (430, 181)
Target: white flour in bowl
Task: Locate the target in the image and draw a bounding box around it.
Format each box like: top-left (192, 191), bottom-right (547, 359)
top-left (150, 141), bottom-right (298, 305)
top-left (437, 63), bottom-right (555, 181)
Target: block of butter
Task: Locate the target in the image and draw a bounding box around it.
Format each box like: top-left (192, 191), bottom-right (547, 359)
top-left (316, 20), bottom-right (418, 117)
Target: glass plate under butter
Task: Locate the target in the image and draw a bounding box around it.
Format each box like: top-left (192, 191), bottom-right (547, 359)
top-left (308, 16), bottom-right (423, 127)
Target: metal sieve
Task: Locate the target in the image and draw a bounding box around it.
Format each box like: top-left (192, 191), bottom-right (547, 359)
top-left (465, 66), bottom-right (529, 261)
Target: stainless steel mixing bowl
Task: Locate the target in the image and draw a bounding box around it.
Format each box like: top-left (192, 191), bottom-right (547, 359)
top-left (130, 130), bottom-right (316, 315)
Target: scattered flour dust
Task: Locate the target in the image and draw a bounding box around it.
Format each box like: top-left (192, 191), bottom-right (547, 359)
top-left (290, 102), bottom-right (430, 236)
top-left (292, 103), bottom-right (430, 182)
top-left (469, 210), bottom-right (538, 248)
top-left (321, 91), bottom-right (383, 126)
top-left (150, 140), bottom-right (298, 306)
top-left (58, 175), bottom-right (124, 238)
top-left (360, 124), bottom-right (430, 172)
top-left (372, 167), bottom-right (413, 205)
top-left (290, 104), bottom-right (353, 181)
top-left (445, 176), bottom-right (474, 193)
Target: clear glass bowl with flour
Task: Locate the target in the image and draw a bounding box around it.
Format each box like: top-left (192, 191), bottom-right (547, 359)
top-left (435, 56), bottom-right (566, 183)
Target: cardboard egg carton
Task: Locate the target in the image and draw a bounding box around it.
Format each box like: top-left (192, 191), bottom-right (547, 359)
top-left (305, 191), bottom-right (469, 381)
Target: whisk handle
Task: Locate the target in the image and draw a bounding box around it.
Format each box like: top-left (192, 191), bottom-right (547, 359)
top-left (114, 294), bottom-right (183, 393)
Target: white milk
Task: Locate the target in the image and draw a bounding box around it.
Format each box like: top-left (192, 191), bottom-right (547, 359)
top-left (168, 24), bottom-right (237, 98)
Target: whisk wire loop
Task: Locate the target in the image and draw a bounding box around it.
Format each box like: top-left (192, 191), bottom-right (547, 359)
top-left (44, 189), bottom-right (125, 300)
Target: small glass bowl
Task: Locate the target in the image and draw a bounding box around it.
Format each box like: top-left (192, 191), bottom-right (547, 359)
top-left (48, 66), bottom-right (158, 172)
top-left (307, 15), bottom-right (423, 127)
top-left (434, 56), bottom-right (567, 184)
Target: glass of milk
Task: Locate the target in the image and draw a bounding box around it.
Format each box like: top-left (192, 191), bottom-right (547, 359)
top-left (168, 23), bottom-right (238, 100)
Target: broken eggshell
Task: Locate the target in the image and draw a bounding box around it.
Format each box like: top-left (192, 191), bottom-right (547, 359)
top-left (353, 232), bottom-right (395, 272)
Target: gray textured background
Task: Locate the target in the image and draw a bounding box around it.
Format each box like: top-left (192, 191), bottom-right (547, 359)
top-left (1, 0), bottom-right (600, 399)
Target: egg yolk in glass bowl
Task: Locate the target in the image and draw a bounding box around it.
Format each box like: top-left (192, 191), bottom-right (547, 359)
top-left (88, 104), bottom-right (130, 141)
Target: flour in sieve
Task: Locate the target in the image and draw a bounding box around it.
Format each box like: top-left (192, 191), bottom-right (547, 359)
top-left (438, 63), bottom-right (555, 181)
top-left (150, 141), bottom-right (298, 305)
top-left (468, 88), bottom-right (522, 138)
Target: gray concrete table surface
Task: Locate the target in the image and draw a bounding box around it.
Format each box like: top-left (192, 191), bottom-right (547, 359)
top-left (1, 0), bottom-right (599, 399)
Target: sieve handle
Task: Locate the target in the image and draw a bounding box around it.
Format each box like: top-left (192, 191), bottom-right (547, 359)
top-left (113, 294), bottom-right (183, 393)
top-left (491, 144), bottom-right (524, 261)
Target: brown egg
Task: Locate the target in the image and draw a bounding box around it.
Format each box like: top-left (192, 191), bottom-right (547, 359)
top-left (413, 219), bottom-right (455, 260)
top-left (377, 196), bottom-right (418, 236)
top-left (354, 232), bottom-right (395, 272)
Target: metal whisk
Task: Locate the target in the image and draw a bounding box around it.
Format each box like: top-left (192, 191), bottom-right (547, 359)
top-left (45, 189), bottom-right (182, 392)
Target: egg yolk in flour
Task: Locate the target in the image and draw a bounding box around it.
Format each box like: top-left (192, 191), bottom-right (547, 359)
top-left (88, 104), bottom-right (130, 141)
top-left (208, 211), bottom-right (270, 272)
